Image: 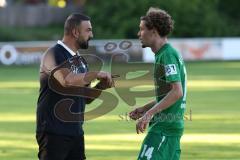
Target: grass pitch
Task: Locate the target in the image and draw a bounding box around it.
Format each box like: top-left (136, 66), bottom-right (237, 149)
top-left (0, 61), bottom-right (240, 160)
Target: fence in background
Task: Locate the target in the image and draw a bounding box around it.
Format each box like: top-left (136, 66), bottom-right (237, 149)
top-left (0, 5), bottom-right (82, 27)
top-left (0, 38), bottom-right (240, 65)
top-left (143, 38), bottom-right (240, 62)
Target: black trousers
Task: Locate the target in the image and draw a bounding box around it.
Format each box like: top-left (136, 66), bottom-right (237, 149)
top-left (36, 133), bottom-right (86, 160)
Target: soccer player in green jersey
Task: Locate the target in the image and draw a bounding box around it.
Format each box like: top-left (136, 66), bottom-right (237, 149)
top-left (129, 7), bottom-right (187, 160)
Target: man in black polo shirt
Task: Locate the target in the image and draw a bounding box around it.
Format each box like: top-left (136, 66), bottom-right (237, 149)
top-left (36, 13), bottom-right (114, 160)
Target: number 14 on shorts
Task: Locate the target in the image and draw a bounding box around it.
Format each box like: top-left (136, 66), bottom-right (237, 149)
top-left (139, 144), bottom-right (154, 160)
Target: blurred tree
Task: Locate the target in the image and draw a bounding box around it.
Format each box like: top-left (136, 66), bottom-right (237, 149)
top-left (217, 0), bottom-right (240, 36)
top-left (25, 0), bottom-right (46, 4)
top-left (85, 0), bottom-right (240, 39)
top-left (1, 0), bottom-right (239, 41)
top-left (66, 0), bottom-right (86, 6)
top-left (48, 0), bottom-right (85, 7)
top-left (13, 0), bottom-right (46, 4)
top-left (85, 0), bottom-right (151, 39)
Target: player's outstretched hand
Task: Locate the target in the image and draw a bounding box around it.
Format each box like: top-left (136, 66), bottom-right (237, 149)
top-left (129, 107), bottom-right (145, 120)
top-left (136, 112), bottom-right (152, 134)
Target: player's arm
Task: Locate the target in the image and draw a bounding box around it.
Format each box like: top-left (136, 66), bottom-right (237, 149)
top-left (136, 82), bottom-right (183, 133)
top-left (141, 100), bottom-right (157, 112)
top-left (147, 82), bottom-right (182, 115)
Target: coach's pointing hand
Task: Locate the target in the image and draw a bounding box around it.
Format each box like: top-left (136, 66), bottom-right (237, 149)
top-left (96, 71), bottom-right (114, 89)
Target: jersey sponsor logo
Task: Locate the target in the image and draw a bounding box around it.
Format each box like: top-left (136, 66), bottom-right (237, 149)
top-left (164, 64), bottom-right (177, 76)
top-left (71, 65), bottom-right (79, 74)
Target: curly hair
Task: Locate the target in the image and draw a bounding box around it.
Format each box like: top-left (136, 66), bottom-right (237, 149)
top-left (141, 7), bottom-right (174, 37)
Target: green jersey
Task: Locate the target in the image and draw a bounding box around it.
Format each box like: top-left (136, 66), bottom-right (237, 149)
top-left (148, 43), bottom-right (187, 136)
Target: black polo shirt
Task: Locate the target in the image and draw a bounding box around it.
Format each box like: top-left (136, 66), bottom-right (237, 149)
top-left (36, 43), bottom-right (88, 136)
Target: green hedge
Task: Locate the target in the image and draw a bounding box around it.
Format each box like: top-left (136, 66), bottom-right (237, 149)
top-left (0, 25), bottom-right (63, 41)
top-left (1, 0), bottom-right (239, 41)
top-left (85, 0), bottom-right (240, 38)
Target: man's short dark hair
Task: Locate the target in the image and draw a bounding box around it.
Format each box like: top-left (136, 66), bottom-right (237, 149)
top-left (64, 13), bottom-right (91, 35)
top-left (141, 7), bottom-right (174, 37)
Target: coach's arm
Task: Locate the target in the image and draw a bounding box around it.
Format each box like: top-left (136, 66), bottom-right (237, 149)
top-left (84, 78), bottom-right (114, 104)
top-left (53, 68), bottom-right (113, 88)
top-left (53, 69), bottom-right (114, 104)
